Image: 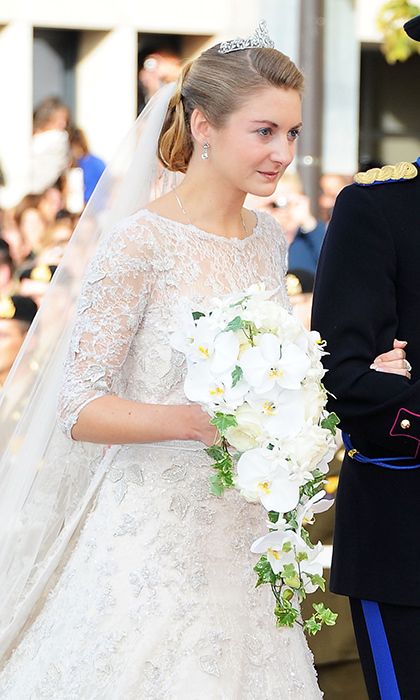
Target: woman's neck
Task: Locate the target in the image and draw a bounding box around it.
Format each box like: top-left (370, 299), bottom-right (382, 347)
top-left (174, 167), bottom-right (249, 239)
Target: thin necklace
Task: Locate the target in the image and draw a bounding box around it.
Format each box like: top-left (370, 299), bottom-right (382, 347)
top-left (173, 189), bottom-right (248, 238)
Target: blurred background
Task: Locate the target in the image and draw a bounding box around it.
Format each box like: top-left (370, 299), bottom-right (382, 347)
top-left (0, 1), bottom-right (419, 698)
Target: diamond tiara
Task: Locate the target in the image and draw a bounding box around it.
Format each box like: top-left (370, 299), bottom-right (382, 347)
top-left (218, 20), bottom-right (275, 54)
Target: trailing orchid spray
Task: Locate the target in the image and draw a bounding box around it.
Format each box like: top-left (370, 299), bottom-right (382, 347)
top-left (172, 284), bottom-right (338, 635)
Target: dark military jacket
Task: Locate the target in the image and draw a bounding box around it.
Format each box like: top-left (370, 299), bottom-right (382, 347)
top-left (312, 159), bottom-right (420, 605)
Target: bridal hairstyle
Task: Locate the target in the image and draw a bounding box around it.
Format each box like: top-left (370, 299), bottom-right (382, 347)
top-left (158, 45), bottom-right (304, 174)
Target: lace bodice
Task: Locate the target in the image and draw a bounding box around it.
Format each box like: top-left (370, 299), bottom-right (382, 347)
top-left (58, 208), bottom-right (290, 437)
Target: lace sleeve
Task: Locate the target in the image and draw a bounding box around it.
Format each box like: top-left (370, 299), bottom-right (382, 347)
top-left (57, 216), bottom-right (156, 438)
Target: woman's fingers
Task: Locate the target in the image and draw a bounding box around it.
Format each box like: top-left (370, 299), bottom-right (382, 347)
top-left (372, 339), bottom-right (411, 378)
top-left (372, 359), bottom-right (408, 370)
top-left (370, 365), bottom-right (411, 379)
top-left (374, 347), bottom-right (406, 364)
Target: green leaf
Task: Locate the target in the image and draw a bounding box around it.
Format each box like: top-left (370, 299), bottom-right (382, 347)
top-left (304, 615), bottom-right (322, 636)
top-left (209, 474), bottom-right (224, 497)
top-left (231, 365), bottom-right (243, 388)
top-left (254, 556), bottom-right (277, 586)
top-left (205, 445), bottom-right (227, 461)
top-left (313, 602), bottom-right (338, 626)
top-left (224, 316), bottom-right (244, 332)
top-left (321, 412), bottom-right (340, 436)
top-left (296, 551), bottom-right (309, 562)
top-left (285, 509), bottom-right (298, 530)
top-left (307, 574), bottom-right (326, 592)
top-left (275, 602), bottom-right (299, 628)
top-left (267, 510), bottom-right (280, 524)
top-left (210, 412), bottom-right (238, 434)
top-left (192, 311), bottom-right (205, 321)
top-left (282, 563), bottom-right (297, 579)
top-left (300, 527), bottom-right (314, 548)
top-left (282, 563), bottom-right (301, 589)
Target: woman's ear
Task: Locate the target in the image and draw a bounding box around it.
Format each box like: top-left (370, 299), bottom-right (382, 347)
top-left (190, 108), bottom-right (212, 146)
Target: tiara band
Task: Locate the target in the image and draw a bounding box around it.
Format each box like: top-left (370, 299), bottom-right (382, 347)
top-left (218, 20), bottom-right (275, 54)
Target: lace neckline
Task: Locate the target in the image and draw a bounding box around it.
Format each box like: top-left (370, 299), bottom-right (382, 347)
top-left (139, 208), bottom-right (263, 245)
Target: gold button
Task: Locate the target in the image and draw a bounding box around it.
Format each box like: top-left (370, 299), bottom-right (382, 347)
top-left (400, 419), bottom-right (411, 430)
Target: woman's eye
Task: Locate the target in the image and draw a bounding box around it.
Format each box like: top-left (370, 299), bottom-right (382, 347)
top-left (257, 127), bottom-right (272, 137)
top-left (288, 128), bottom-right (301, 141)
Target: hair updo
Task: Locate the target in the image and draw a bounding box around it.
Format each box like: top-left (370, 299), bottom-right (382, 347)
top-left (158, 44), bottom-right (304, 174)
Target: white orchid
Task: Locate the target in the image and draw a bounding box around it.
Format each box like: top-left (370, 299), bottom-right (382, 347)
top-left (236, 447), bottom-right (300, 513)
top-left (184, 361), bottom-right (249, 409)
top-left (296, 490), bottom-right (334, 533)
top-left (240, 334), bottom-right (311, 393)
top-left (251, 527), bottom-right (324, 593)
top-left (251, 528), bottom-right (300, 575)
top-left (247, 387), bottom-right (306, 439)
top-left (171, 313), bottom-right (217, 363)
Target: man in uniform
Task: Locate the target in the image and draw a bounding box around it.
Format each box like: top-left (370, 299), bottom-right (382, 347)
top-left (312, 15), bottom-right (420, 699)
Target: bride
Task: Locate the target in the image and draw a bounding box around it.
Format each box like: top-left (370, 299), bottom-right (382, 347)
top-left (0, 24), bottom-right (409, 699)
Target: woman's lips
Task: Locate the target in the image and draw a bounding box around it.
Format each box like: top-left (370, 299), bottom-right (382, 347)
top-left (257, 171), bottom-right (280, 181)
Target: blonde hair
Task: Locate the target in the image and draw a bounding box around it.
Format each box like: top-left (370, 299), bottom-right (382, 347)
top-left (158, 45), bottom-right (304, 174)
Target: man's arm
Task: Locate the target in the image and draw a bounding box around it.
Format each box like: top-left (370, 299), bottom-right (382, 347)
top-left (312, 183), bottom-right (420, 457)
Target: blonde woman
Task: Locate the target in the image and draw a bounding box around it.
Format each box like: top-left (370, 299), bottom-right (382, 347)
top-left (0, 25), bottom-right (407, 698)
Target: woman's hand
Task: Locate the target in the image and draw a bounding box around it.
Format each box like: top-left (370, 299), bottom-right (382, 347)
top-left (187, 404), bottom-right (219, 446)
top-left (371, 339), bottom-right (411, 379)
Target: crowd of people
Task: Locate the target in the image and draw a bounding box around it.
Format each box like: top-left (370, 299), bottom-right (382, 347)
top-left (0, 95), bottom-right (108, 388)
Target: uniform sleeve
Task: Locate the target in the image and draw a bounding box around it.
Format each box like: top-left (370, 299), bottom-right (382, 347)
top-left (312, 184), bottom-right (420, 458)
top-left (57, 218), bottom-right (155, 438)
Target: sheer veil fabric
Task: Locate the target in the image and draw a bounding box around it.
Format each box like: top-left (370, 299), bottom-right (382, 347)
top-left (0, 82), bottom-right (178, 660)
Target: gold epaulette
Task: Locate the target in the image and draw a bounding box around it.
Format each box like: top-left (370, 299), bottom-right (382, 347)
top-left (354, 161), bottom-right (418, 186)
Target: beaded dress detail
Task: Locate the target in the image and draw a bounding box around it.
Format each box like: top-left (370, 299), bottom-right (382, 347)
top-left (0, 209), bottom-right (321, 699)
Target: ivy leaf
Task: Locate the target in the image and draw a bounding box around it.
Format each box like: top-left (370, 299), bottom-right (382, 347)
top-left (209, 474), bottom-right (224, 497)
top-left (275, 602), bottom-right (299, 628)
top-left (224, 316), bottom-right (244, 332)
top-left (285, 509), bottom-right (298, 530)
top-left (304, 615), bottom-right (322, 636)
top-left (268, 510), bottom-right (280, 524)
top-left (313, 603), bottom-right (338, 626)
top-left (231, 365), bottom-right (243, 387)
top-left (321, 412), bottom-right (340, 436)
top-left (205, 445), bottom-right (226, 461)
top-left (254, 556), bottom-right (276, 586)
top-left (300, 527), bottom-right (314, 549)
top-left (282, 563), bottom-right (301, 589)
top-left (307, 574), bottom-right (326, 592)
top-left (192, 311), bottom-right (205, 321)
top-left (210, 412), bottom-right (238, 434)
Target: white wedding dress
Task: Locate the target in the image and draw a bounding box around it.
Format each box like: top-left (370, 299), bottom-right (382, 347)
top-left (0, 208), bottom-right (322, 699)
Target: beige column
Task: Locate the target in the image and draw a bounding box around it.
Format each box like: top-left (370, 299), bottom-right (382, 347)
top-left (76, 26), bottom-right (138, 164)
top-left (0, 21), bottom-right (33, 207)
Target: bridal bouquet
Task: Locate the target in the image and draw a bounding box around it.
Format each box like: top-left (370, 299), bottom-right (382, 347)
top-left (171, 284), bottom-right (338, 635)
